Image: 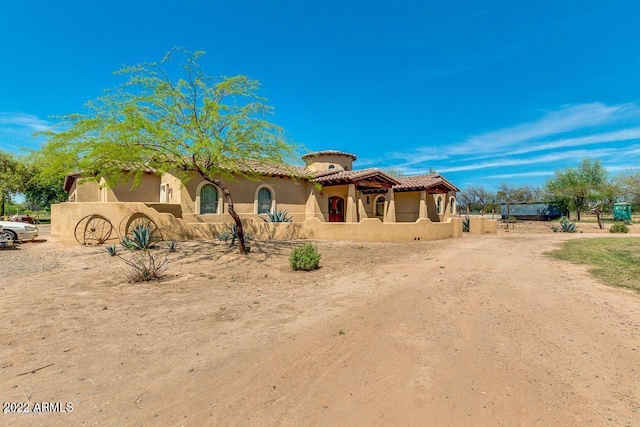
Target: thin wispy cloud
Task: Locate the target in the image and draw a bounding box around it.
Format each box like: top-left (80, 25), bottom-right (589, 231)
top-left (438, 145), bottom-right (640, 174)
top-left (485, 171), bottom-right (554, 180)
top-left (451, 103), bottom-right (628, 156)
top-left (507, 128), bottom-right (640, 156)
top-left (0, 112), bottom-right (52, 153)
top-left (381, 102), bottom-right (640, 184)
top-left (0, 112), bottom-right (52, 132)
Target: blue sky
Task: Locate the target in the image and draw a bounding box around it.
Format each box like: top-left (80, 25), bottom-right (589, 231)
top-left (1, 1), bottom-right (639, 190)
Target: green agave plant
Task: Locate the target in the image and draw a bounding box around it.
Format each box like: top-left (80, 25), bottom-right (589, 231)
top-left (264, 209), bottom-right (293, 223)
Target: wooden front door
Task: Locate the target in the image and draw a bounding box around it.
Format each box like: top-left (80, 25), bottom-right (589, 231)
top-left (328, 196), bottom-right (345, 222)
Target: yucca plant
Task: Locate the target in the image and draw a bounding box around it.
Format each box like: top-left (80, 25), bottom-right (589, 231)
top-left (264, 209), bottom-right (293, 223)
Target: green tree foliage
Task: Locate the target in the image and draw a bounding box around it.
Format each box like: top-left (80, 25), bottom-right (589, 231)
top-left (545, 159), bottom-right (613, 222)
top-left (38, 48), bottom-right (297, 255)
top-left (22, 158), bottom-right (68, 210)
top-left (615, 171), bottom-right (640, 210)
top-left (460, 186), bottom-right (494, 214)
top-left (0, 150), bottom-right (26, 217)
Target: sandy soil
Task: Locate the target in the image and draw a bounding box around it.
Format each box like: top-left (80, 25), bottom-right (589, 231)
top-left (1, 222), bottom-right (639, 426)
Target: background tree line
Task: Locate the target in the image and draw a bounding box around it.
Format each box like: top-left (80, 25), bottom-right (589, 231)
top-left (0, 149), bottom-right (68, 217)
top-left (458, 159), bottom-right (640, 228)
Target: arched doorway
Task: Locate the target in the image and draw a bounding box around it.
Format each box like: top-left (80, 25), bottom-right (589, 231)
top-left (328, 196), bottom-right (345, 222)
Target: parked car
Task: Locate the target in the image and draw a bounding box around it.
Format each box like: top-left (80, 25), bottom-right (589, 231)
top-left (0, 221), bottom-right (39, 241)
top-left (9, 214), bottom-right (37, 224)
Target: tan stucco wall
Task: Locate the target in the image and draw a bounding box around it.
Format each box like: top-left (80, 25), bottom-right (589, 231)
top-left (105, 174), bottom-right (162, 203)
top-left (469, 217), bottom-right (498, 235)
top-left (64, 170), bottom-right (458, 229)
top-left (70, 179), bottom-right (100, 203)
top-left (303, 217), bottom-right (462, 242)
top-left (181, 174), bottom-right (310, 223)
top-left (160, 173), bottom-right (183, 204)
top-left (51, 202), bottom-right (464, 244)
top-left (395, 192), bottom-right (420, 222)
top-left (304, 154), bottom-right (354, 172)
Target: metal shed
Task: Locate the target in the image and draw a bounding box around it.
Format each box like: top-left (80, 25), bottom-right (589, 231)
top-left (500, 202), bottom-right (562, 221)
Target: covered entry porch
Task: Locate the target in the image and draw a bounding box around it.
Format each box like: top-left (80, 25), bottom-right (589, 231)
top-left (305, 170), bottom-right (459, 223)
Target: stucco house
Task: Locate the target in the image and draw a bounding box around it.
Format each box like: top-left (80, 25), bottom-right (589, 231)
top-left (54, 150), bottom-right (494, 244)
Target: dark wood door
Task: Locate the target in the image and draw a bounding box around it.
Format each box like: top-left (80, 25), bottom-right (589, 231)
top-left (328, 196), bottom-right (345, 222)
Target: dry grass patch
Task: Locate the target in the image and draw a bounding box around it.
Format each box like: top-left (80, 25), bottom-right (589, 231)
top-left (548, 237), bottom-right (640, 292)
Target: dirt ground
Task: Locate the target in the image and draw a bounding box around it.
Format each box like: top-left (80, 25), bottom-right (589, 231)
top-left (1, 221), bottom-right (639, 426)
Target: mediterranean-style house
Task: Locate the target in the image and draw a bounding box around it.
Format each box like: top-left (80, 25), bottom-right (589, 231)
top-left (53, 150), bottom-right (496, 244)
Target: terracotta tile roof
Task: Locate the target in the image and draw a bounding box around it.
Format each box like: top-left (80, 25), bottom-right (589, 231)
top-left (394, 174), bottom-right (459, 192)
top-left (311, 168), bottom-right (400, 185)
top-left (302, 150), bottom-right (357, 161)
top-left (236, 161), bottom-right (309, 178)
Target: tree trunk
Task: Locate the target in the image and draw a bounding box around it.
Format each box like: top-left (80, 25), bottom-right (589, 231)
top-left (0, 193), bottom-right (5, 217)
top-left (596, 211), bottom-right (604, 229)
top-left (577, 210), bottom-right (581, 221)
top-left (203, 176), bottom-right (247, 255)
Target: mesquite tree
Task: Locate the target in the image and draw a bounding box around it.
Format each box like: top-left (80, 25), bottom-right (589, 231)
top-left (39, 48), bottom-right (296, 254)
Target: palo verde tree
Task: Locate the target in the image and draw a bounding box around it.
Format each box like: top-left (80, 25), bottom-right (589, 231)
top-left (39, 48), bottom-right (297, 254)
top-left (545, 159), bottom-right (610, 221)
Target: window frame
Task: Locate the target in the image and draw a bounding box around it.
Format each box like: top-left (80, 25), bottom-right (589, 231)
top-left (196, 182), bottom-right (222, 215)
top-left (254, 184), bottom-right (276, 215)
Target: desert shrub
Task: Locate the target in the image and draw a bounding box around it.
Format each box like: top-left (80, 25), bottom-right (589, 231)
top-left (462, 216), bottom-right (470, 232)
top-left (289, 243), bottom-right (321, 271)
top-left (264, 209), bottom-right (293, 222)
top-left (610, 222), bottom-right (629, 233)
top-left (121, 224), bottom-right (155, 250)
top-left (120, 250), bottom-right (170, 282)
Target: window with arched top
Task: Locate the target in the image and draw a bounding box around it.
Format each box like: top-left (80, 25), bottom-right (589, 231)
top-left (328, 164), bottom-right (335, 170)
top-left (375, 196), bottom-right (386, 217)
top-left (257, 187), bottom-right (273, 214)
top-left (450, 197), bottom-right (456, 215)
top-left (436, 196), bottom-right (442, 214)
top-left (200, 184), bottom-right (218, 214)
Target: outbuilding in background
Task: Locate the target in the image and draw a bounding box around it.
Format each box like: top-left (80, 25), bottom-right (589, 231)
top-left (613, 202), bottom-right (632, 221)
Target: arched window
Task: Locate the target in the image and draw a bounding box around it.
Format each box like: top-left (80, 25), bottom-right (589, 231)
top-left (257, 187), bottom-right (273, 214)
top-left (450, 197), bottom-right (456, 215)
top-left (436, 196), bottom-right (442, 214)
top-left (328, 164), bottom-right (335, 170)
top-left (375, 196), bottom-right (385, 217)
top-left (200, 184), bottom-right (218, 214)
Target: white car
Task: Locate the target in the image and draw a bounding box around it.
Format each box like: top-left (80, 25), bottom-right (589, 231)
top-left (0, 221), bottom-right (39, 241)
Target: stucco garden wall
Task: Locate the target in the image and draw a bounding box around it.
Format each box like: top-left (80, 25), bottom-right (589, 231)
top-left (303, 217), bottom-right (462, 242)
top-left (469, 217), bottom-right (498, 235)
top-left (51, 202), bottom-right (469, 245)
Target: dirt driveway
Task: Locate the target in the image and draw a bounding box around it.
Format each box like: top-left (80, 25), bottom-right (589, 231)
top-left (1, 223), bottom-right (639, 426)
